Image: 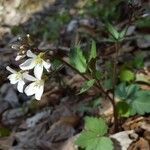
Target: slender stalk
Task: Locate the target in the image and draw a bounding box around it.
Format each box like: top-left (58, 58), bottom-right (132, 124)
top-left (58, 56), bottom-right (119, 132)
top-left (111, 42), bottom-right (119, 132)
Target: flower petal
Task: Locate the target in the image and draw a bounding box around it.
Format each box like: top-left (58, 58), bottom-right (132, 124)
top-left (26, 50), bottom-right (36, 58)
top-left (34, 64), bottom-right (43, 80)
top-left (20, 58), bottom-right (35, 70)
top-left (17, 80), bottom-right (25, 93)
top-left (6, 66), bottom-right (16, 74)
top-left (35, 84), bottom-right (44, 100)
top-left (43, 60), bottom-right (51, 72)
top-left (15, 55), bottom-right (25, 61)
top-left (24, 82), bottom-right (37, 96)
top-left (23, 73), bottom-right (36, 81)
top-left (8, 74), bottom-right (18, 84)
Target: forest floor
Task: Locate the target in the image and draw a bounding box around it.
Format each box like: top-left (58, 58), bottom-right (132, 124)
top-left (0, 0), bottom-right (150, 150)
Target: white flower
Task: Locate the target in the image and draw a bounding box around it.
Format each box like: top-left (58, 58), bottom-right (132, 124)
top-left (19, 50), bottom-right (51, 80)
top-left (15, 54), bottom-right (26, 61)
top-left (6, 66), bottom-right (27, 93)
top-left (24, 74), bottom-right (45, 100)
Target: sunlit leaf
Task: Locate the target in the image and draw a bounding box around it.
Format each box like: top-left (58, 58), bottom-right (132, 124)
top-left (85, 117), bottom-right (108, 135)
top-left (89, 40), bottom-right (97, 62)
top-left (70, 46), bottom-right (87, 73)
top-left (75, 117), bottom-right (114, 150)
top-left (107, 23), bottom-right (119, 40)
top-left (120, 69), bottom-right (135, 82)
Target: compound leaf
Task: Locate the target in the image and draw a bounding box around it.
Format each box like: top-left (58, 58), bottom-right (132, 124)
top-left (85, 117), bottom-right (108, 135)
top-left (76, 134), bottom-right (113, 150)
top-left (131, 90), bottom-right (150, 115)
top-left (107, 23), bottom-right (119, 40)
top-left (70, 46), bottom-right (87, 73)
top-left (75, 131), bottom-right (98, 148)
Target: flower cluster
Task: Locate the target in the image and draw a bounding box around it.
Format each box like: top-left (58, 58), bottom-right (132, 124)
top-left (7, 50), bottom-right (51, 100)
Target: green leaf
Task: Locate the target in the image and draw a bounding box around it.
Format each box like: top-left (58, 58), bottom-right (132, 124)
top-left (86, 137), bottom-right (113, 150)
top-left (120, 69), bottom-right (135, 82)
top-left (79, 79), bottom-right (95, 94)
top-left (84, 117), bottom-right (108, 135)
top-left (75, 131), bottom-right (98, 148)
top-left (131, 91), bottom-right (150, 115)
top-left (126, 84), bottom-right (140, 99)
top-left (115, 83), bottom-right (128, 100)
top-left (116, 83), bottom-right (139, 101)
top-left (116, 101), bottom-right (131, 117)
top-left (76, 134), bottom-right (113, 150)
top-left (70, 46), bottom-right (87, 73)
top-left (89, 40), bottom-right (97, 62)
top-left (116, 84), bottom-right (150, 115)
top-left (107, 23), bottom-right (119, 40)
top-left (119, 29), bottom-right (126, 39)
top-left (75, 117), bottom-right (113, 150)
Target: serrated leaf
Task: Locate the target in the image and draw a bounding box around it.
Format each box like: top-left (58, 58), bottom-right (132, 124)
top-left (87, 137), bottom-right (113, 150)
top-left (76, 134), bottom-right (113, 150)
top-left (115, 83), bottom-right (128, 100)
top-left (107, 23), bottom-right (119, 40)
top-left (89, 40), bottom-right (97, 62)
top-left (116, 84), bottom-right (150, 116)
top-left (131, 91), bottom-right (150, 115)
top-left (116, 83), bottom-right (139, 101)
top-left (116, 101), bottom-right (131, 117)
top-left (120, 69), bottom-right (135, 82)
top-left (85, 117), bottom-right (108, 135)
top-left (70, 46), bottom-right (87, 73)
top-left (79, 79), bottom-right (95, 94)
top-left (126, 84), bottom-right (140, 99)
top-left (75, 131), bottom-right (98, 148)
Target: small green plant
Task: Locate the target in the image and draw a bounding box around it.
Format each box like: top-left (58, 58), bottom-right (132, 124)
top-left (75, 117), bottom-right (114, 150)
top-left (6, 1), bottom-right (150, 149)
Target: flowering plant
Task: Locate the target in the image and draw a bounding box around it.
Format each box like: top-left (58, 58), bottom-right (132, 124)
top-left (7, 41), bottom-right (51, 100)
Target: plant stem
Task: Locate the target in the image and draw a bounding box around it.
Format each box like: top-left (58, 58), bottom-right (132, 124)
top-left (57, 56), bottom-right (119, 132)
top-left (112, 42), bottom-right (119, 132)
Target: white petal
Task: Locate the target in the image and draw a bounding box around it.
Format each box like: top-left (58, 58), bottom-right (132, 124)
top-left (20, 58), bottom-right (35, 70)
top-left (24, 82), bottom-right (37, 96)
top-left (35, 85), bottom-right (44, 100)
top-left (17, 80), bottom-right (25, 93)
top-left (6, 66), bottom-right (16, 74)
top-left (8, 74), bottom-right (18, 84)
top-left (43, 60), bottom-right (51, 72)
top-left (34, 64), bottom-right (43, 80)
top-left (26, 50), bottom-right (36, 58)
top-left (15, 55), bottom-right (25, 61)
top-left (23, 73), bottom-right (36, 81)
